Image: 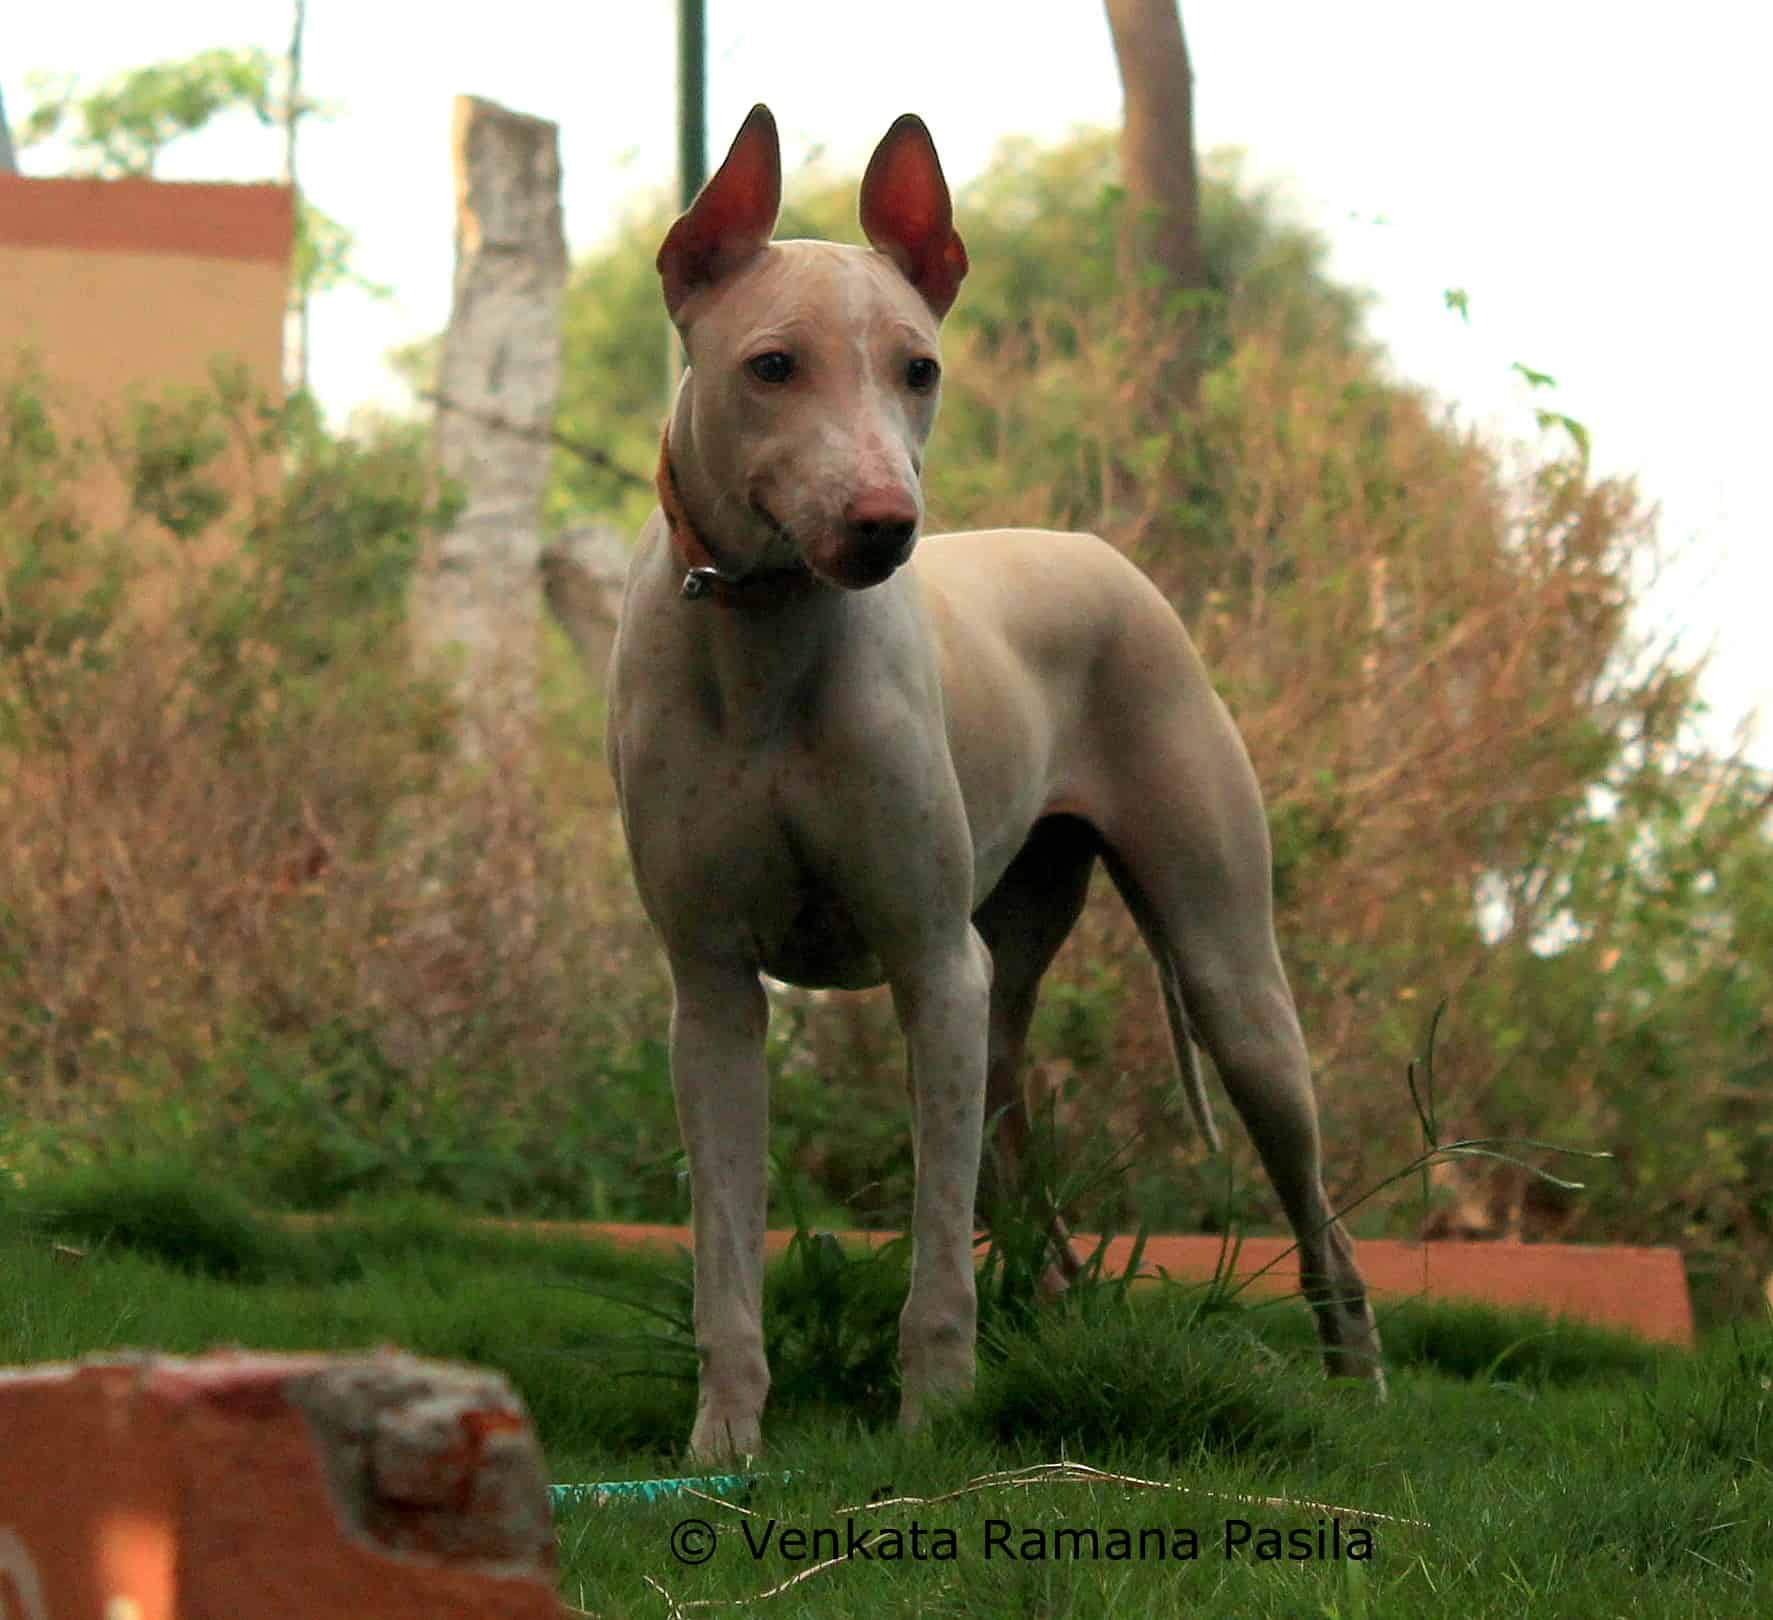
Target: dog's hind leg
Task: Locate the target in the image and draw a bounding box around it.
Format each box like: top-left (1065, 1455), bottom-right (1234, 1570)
top-left (972, 815), bottom-right (1100, 1289)
top-left (1098, 708), bottom-right (1385, 1390)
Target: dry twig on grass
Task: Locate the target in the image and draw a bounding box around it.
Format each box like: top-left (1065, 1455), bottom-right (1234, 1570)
top-left (833, 1459), bottom-right (1428, 1527)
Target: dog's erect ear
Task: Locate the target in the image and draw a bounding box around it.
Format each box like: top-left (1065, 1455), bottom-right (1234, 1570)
top-left (859, 114), bottom-right (969, 319)
top-left (657, 104), bottom-right (782, 319)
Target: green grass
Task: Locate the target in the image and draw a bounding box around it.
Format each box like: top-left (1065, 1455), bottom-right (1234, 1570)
top-left (4, 1164), bottom-right (1769, 1616)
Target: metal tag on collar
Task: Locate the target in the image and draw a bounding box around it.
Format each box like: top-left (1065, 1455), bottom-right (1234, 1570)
top-left (681, 566), bottom-right (726, 601)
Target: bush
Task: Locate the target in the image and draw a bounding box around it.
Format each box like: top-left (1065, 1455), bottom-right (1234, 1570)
top-left (970, 1290), bottom-right (1321, 1461)
top-left (0, 363), bottom-right (671, 1217)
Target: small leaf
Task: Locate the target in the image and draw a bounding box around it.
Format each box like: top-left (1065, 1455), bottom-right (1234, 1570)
top-left (1534, 409), bottom-right (1592, 462)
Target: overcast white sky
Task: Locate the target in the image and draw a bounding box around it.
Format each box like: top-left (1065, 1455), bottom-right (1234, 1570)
top-left (7, 2), bottom-right (1769, 762)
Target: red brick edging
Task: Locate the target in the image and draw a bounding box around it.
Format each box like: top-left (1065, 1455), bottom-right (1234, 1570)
top-left (565, 1223), bottom-right (1694, 1348)
top-left (0, 1350), bottom-right (563, 1620)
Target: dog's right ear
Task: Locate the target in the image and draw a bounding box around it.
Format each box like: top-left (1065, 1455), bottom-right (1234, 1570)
top-left (657, 104), bottom-right (782, 320)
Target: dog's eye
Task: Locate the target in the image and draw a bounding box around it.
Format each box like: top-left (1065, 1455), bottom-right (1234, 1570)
top-left (747, 351), bottom-right (795, 384)
top-left (906, 357), bottom-right (940, 391)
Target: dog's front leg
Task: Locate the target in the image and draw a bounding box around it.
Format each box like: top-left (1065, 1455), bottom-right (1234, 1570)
top-left (669, 957), bottom-right (772, 1461)
top-left (892, 927), bottom-right (994, 1428)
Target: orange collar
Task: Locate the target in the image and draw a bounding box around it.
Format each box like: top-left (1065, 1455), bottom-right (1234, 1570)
top-left (656, 424), bottom-right (808, 603)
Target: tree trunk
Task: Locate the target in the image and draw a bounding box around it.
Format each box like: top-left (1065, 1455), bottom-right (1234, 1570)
top-left (378, 98), bottom-right (566, 1073)
top-left (0, 81), bottom-right (19, 173)
top-left (284, 0), bottom-right (309, 395)
top-left (415, 95), bottom-right (566, 765)
top-left (541, 521), bottom-right (630, 699)
top-left (1104, 0), bottom-right (1207, 413)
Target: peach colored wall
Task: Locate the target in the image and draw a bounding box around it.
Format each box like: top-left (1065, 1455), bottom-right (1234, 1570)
top-left (0, 174), bottom-right (290, 399)
top-left (0, 176), bottom-right (292, 533)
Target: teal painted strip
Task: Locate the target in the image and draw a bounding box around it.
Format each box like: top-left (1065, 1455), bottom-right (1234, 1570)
top-left (550, 1472), bottom-right (791, 1510)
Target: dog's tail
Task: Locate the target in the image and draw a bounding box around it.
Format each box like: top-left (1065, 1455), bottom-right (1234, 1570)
top-left (1160, 965), bottom-right (1221, 1153)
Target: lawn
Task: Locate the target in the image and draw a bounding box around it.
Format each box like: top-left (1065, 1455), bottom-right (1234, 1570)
top-left (4, 1165), bottom-right (1769, 1617)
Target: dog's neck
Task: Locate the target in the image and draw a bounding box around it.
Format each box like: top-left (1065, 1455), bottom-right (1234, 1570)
top-left (651, 412), bottom-right (869, 744)
top-left (655, 421), bottom-right (811, 605)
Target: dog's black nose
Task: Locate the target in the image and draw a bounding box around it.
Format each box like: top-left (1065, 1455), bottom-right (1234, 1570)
top-left (851, 515), bottom-right (917, 554)
top-left (844, 491), bottom-right (918, 565)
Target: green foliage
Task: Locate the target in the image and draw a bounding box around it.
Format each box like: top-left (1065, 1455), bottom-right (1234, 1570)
top-left (1267, 790), bottom-right (1351, 909)
top-left (4, 1023), bottom-right (694, 1225)
top-left (1473, 746), bottom-right (1773, 1313)
top-left (556, 1218), bottom-right (915, 1431)
top-left (123, 390), bottom-right (233, 540)
top-left (974, 1080), bottom-right (1194, 1341)
top-left (950, 135), bottom-right (1368, 368)
top-left (226, 1022), bottom-right (529, 1210)
top-left (293, 200), bottom-right (392, 300)
top-left (764, 1228), bottom-right (911, 1419)
top-left (1639, 1326), bottom-right (1773, 1473)
top-left (21, 51), bottom-right (277, 176)
top-left (1371, 1298), bottom-right (1663, 1388)
top-left (763, 997), bottom-right (916, 1228)
top-left (248, 414), bottom-right (457, 670)
top-left (0, 367), bottom-right (117, 716)
top-left (9, 1159), bottom-right (296, 1280)
top-left (971, 1292), bottom-right (1321, 1459)
top-left (1030, 968), bottom-right (1123, 1071)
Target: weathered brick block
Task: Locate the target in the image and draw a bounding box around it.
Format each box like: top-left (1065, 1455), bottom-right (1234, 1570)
top-left (0, 1349), bottom-right (564, 1619)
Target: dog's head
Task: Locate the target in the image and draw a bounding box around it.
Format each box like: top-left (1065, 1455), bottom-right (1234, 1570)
top-left (656, 105), bottom-right (968, 591)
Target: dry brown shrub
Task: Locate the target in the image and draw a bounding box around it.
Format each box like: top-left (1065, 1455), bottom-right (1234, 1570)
top-left (905, 300), bottom-right (1686, 1227)
top-left (0, 372), bottom-right (664, 1152)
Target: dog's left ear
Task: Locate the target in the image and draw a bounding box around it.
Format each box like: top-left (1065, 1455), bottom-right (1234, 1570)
top-left (860, 114), bottom-right (969, 319)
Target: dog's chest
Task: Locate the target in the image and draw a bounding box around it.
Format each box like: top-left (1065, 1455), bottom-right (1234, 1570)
top-left (761, 886), bottom-right (884, 990)
top-left (617, 728), bottom-right (889, 990)
top-left (698, 824), bottom-right (888, 989)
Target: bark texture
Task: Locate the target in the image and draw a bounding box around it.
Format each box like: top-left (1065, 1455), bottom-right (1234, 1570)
top-left (540, 521), bottom-right (629, 686)
top-left (1105, 0), bottom-right (1207, 411)
top-left (416, 95), bottom-right (566, 761)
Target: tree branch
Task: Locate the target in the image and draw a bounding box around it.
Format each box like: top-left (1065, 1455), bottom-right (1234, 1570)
top-left (420, 389), bottom-right (651, 491)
